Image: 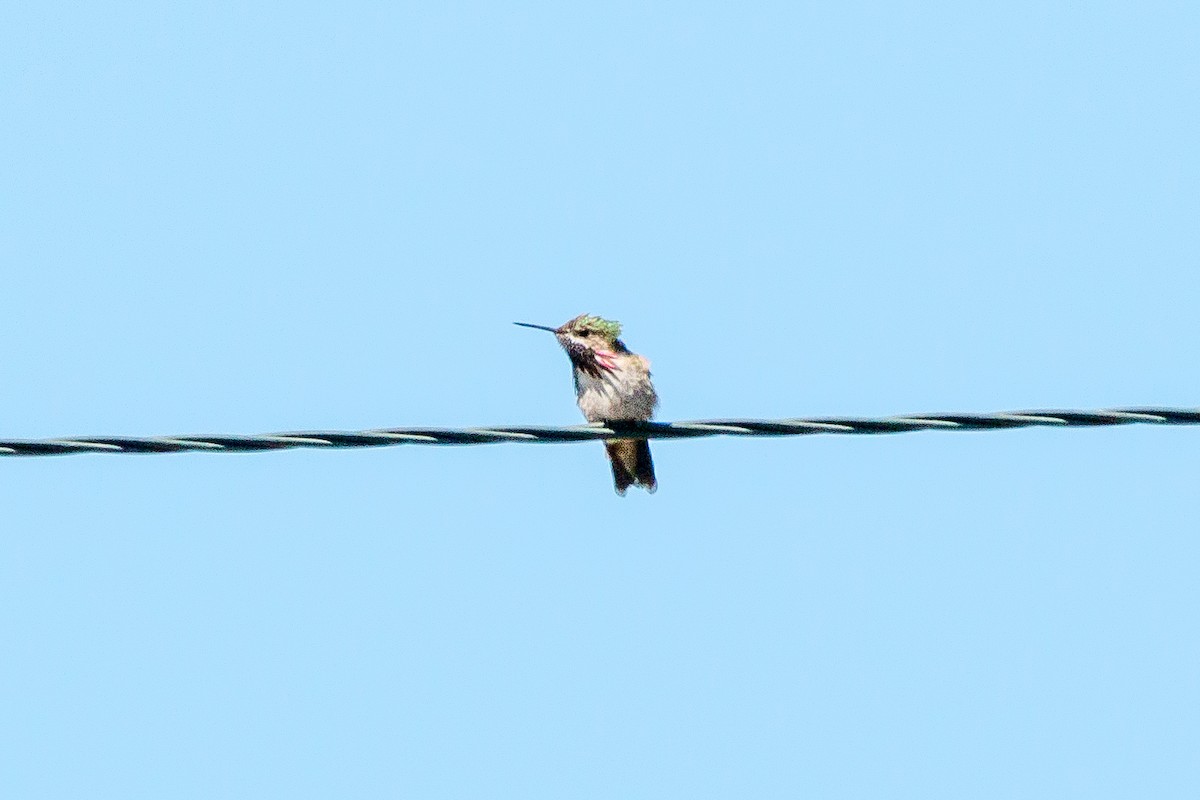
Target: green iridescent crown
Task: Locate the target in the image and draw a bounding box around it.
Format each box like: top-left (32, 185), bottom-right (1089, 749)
top-left (574, 314), bottom-right (622, 340)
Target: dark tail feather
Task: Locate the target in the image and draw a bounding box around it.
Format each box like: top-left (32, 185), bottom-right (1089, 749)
top-left (604, 439), bottom-right (657, 496)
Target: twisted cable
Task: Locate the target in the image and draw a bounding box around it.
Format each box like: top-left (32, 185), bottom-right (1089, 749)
top-left (0, 407), bottom-right (1196, 457)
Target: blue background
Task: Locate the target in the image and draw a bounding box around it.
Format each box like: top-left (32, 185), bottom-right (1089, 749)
top-left (3, 2), bottom-right (1198, 797)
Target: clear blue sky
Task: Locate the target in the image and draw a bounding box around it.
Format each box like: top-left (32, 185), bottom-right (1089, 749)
top-left (3, 2), bottom-right (1198, 797)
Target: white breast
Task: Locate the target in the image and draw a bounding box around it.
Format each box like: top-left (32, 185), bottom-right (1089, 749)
top-left (574, 363), bottom-right (658, 422)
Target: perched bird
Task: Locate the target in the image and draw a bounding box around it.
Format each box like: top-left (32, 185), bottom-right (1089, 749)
top-left (515, 314), bottom-right (659, 495)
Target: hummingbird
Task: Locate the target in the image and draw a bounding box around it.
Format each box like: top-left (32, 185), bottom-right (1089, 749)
top-left (515, 314), bottom-right (659, 495)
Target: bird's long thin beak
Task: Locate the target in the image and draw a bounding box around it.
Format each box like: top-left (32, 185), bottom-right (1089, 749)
top-left (513, 322), bottom-right (558, 333)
